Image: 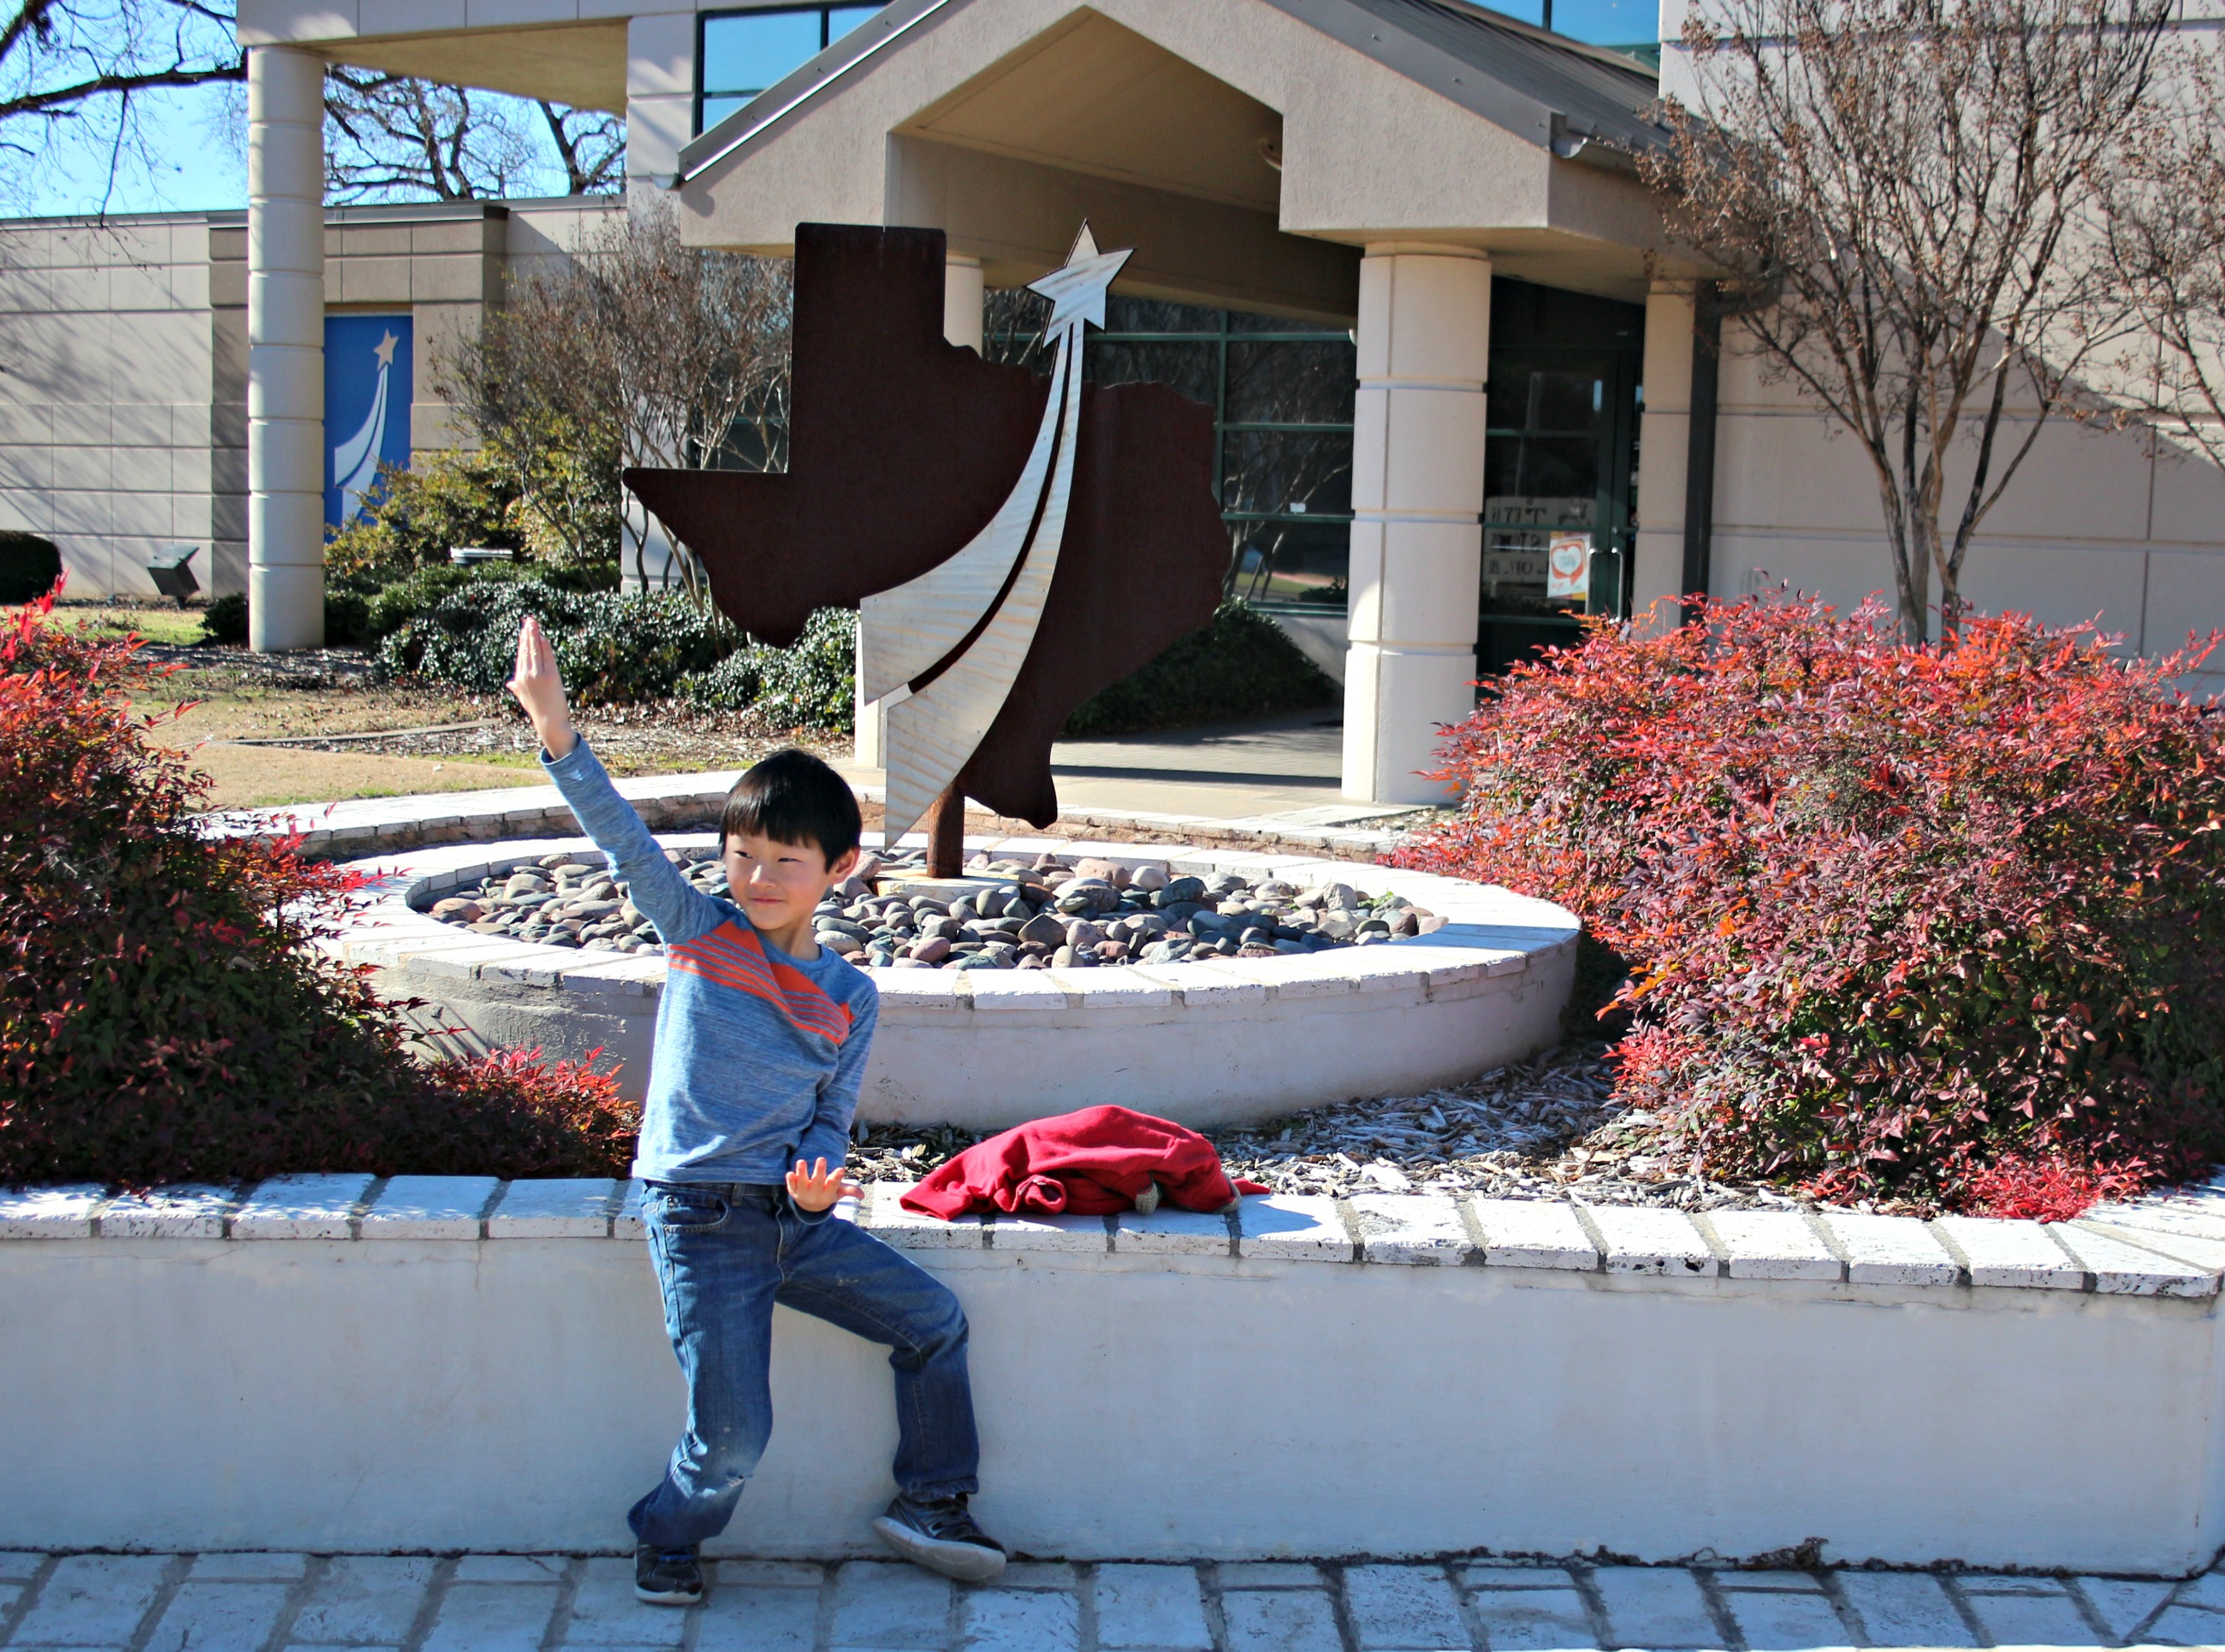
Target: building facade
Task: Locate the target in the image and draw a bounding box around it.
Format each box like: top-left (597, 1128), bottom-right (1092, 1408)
top-left (11, 0), bottom-right (2218, 801)
top-left (0, 197), bottom-right (615, 605)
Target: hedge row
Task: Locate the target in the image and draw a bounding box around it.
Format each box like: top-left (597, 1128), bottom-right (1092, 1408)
top-left (1397, 593), bottom-right (2225, 1218)
top-left (1, 593), bottom-right (638, 1185)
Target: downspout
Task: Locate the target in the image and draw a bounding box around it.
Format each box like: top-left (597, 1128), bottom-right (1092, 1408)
top-left (1680, 281), bottom-right (1722, 622)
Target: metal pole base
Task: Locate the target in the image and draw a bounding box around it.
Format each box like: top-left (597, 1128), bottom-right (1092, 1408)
top-left (925, 785), bottom-right (964, 879)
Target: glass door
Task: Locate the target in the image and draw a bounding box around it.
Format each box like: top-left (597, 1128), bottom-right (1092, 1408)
top-left (1479, 281), bottom-right (1644, 677)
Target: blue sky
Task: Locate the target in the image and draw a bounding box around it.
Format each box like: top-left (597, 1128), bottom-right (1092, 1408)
top-left (18, 82), bottom-right (246, 217)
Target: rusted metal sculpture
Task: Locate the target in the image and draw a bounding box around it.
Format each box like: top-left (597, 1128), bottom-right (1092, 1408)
top-left (624, 222), bottom-right (1227, 874)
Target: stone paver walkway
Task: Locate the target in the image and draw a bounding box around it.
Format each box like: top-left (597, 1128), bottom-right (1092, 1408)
top-left (3, 1552), bottom-right (2222, 1651)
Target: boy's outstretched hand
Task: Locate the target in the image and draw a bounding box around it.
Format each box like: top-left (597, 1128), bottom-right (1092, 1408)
top-left (787, 1157), bottom-right (863, 1213)
top-left (506, 615), bottom-right (578, 759)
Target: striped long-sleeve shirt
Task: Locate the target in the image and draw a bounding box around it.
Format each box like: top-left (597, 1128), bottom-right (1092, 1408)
top-left (543, 740), bottom-right (879, 1186)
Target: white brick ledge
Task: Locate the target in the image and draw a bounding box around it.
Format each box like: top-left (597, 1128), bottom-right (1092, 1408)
top-left (8, 1178), bottom-right (2218, 1297)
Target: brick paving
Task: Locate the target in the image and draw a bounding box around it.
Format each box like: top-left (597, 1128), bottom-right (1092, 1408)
top-left (0, 1553), bottom-right (2214, 1651)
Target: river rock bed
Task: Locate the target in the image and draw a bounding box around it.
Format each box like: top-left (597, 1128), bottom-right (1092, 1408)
top-left (423, 846), bottom-right (1442, 970)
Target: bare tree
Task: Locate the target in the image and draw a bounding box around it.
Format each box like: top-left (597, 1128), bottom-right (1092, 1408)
top-left (323, 68), bottom-right (538, 203)
top-left (324, 69), bottom-right (623, 204)
top-left (440, 198), bottom-right (792, 593)
top-left (2106, 38), bottom-right (2225, 480)
top-left (536, 99), bottom-right (622, 196)
top-left (1641, 0), bottom-right (2172, 641)
top-left (0, 0), bottom-right (242, 211)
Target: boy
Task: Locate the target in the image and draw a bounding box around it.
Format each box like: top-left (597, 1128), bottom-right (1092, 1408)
top-left (506, 615), bottom-right (1006, 1606)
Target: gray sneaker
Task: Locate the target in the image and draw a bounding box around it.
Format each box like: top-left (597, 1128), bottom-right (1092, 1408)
top-left (633, 1543), bottom-right (704, 1606)
top-left (871, 1493), bottom-right (1008, 1583)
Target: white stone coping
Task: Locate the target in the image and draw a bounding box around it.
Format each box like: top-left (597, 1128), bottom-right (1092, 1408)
top-left (8, 1176), bottom-right (2221, 1298)
top-left (197, 771), bottom-right (1425, 862)
top-left (315, 831), bottom-right (1581, 1015)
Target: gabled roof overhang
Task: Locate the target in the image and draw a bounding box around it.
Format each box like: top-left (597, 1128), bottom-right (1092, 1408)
top-left (673, 0), bottom-right (1676, 311)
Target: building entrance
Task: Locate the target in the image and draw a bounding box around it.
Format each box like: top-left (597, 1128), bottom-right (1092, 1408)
top-left (1480, 279), bottom-right (1646, 676)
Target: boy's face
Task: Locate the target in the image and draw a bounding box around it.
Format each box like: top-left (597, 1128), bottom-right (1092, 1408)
top-left (723, 830), bottom-right (861, 935)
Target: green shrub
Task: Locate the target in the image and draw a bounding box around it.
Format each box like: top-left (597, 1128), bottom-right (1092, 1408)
top-left (363, 558), bottom-right (616, 643)
top-left (197, 588), bottom-right (387, 648)
top-left (0, 592), bottom-right (638, 1184)
top-left (1062, 599), bottom-right (1338, 737)
top-left (199, 591), bottom-right (247, 644)
top-left (324, 450), bottom-right (520, 583)
top-left (0, 532), bottom-right (62, 606)
top-left (685, 606), bottom-right (856, 733)
top-left (378, 578), bottom-right (739, 707)
top-left (325, 424), bottom-right (622, 584)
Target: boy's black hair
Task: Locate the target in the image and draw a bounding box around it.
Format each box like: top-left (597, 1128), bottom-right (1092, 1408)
top-left (721, 748), bottom-right (862, 867)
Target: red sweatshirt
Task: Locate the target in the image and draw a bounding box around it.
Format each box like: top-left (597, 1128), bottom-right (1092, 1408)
top-left (899, 1104), bottom-right (1270, 1218)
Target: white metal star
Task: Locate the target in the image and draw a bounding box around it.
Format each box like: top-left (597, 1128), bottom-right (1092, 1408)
top-left (1026, 222), bottom-right (1132, 335)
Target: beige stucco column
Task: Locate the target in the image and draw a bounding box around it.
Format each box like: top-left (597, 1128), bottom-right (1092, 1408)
top-left (1343, 247), bottom-right (1491, 804)
top-left (246, 44), bottom-right (326, 651)
top-left (856, 252), bottom-right (986, 769)
top-left (1631, 278), bottom-right (1697, 633)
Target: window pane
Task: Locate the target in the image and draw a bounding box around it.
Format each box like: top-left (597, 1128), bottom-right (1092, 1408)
top-left (1228, 518), bottom-right (1350, 610)
top-left (1105, 295), bottom-right (1219, 333)
top-left (1085, 340), bottom-right (1217, 405)
top-left (701, 10), bottom-right (824, 98)
top-left (827, 4), bottom-right (881, 44)
top-left (1222, 429), bottom-right (1353, 517)
top-left (1226, 310), bottom-right (1344, 335)
top-left (1225, 340), bottom-right (1356, 425)
top-left (1532, 369), bottom-right (1604, 433)
top-left (698, 93), bottom-right (751, 133)
top-left (1549, 0), bottom-right (1657, 47)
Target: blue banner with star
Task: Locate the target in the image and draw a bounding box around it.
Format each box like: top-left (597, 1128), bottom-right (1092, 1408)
top-left (323, 313), bottom-right (413, 531)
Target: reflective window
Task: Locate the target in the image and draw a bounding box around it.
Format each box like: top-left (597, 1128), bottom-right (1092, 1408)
top-left (986, 291), bottom-right (1357, 613)
top-left (1468, 0), bottom-right (1656, 61)
top-left (697, 4), bottom-right (882, 134)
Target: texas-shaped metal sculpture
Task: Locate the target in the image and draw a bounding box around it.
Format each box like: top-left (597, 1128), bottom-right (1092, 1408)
top-left (624, 222), bottom-right (1228, 869)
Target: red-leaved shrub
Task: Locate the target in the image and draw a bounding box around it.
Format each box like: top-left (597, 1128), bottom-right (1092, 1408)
top-left (1394, 593), bottom-right (2225, 1214)
top-left (0, 585), bottom-right (638, 1186)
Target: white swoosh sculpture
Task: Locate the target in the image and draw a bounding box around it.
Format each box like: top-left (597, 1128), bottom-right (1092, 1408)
top-left (863, 225), bottom-right (1133, 842)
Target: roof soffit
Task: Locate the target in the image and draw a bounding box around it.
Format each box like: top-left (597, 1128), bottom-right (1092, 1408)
top-left (895, 10), bottom-right (1285, 212)
top-left (309, 21), bottom-right (626, 113)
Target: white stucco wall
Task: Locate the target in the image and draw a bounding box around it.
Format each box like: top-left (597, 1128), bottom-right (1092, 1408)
top-left (3, 1178), bottom-right (2222, 1572)
top-left (1703, 337), bottom-right (2225, 687)
top-left (0, 216), bottom-right (217, 601)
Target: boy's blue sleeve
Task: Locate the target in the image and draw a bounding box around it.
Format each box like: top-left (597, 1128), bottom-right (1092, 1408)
top-left (541, 738), bottom-right (723, 945)
top-left (792, 986), bottom-right (879, 1211)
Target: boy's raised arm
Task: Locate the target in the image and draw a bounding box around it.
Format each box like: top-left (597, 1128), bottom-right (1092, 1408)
top-left (506, 616), bottom-right (718, 944)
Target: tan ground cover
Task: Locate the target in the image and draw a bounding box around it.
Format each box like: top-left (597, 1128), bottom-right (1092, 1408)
top-left (48, 606), bottom-right (834, 809)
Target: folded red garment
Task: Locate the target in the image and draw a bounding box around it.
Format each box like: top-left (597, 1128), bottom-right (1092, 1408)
top-left (899, 1104), bottom-right (1270, 1218)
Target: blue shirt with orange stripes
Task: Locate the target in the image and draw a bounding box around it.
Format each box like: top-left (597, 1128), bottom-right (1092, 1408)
top-left (543, 740), bottom-right (879, 1187)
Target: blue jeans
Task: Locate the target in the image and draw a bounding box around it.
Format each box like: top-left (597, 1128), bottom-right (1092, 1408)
top-left (628, 1182), bottom-right (982, 1551)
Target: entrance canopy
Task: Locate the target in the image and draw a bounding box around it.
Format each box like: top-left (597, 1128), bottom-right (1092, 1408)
top-left (672, 0), bottom-right (1677, 317)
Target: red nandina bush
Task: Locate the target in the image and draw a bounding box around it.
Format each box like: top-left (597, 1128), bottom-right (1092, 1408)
top-left (1394, 593), bottom-right (2225, 1214)
top-left (0, 587), bottom-right (638, 1185)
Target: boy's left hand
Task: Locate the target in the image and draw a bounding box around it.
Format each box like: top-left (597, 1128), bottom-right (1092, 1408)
top-left (786, 1157), bottom-right (863, 1213)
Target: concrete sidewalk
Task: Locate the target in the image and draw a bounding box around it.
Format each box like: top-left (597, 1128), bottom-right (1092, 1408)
top-left (838, 709), bottom-right (1430, 828)
top-left (1, 1550), bottom-right (2214, 1651)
